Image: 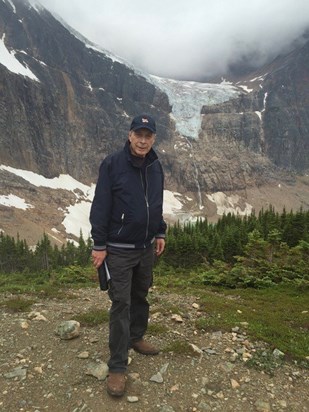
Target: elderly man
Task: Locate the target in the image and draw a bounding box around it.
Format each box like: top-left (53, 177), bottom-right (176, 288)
top-left (90, 114), bottom-right (166, 397)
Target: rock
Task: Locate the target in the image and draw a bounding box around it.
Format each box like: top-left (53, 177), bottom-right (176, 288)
top-left (170, 384), bottom-right (179, 392)
top-left (150, 372), bottom-right (164, 383)
top-left (211, 331), bottom-right (222, 339)
top-left (190, 343), bottom-right (203, 354)
top-left (272, 348), bottom-right (285, 358)
top-left (230, 379), bottom-right (240, 389)
top-left (4, 366), bottom-right (27, 380)
top-left (204, 349), bottom-right (217, 355)
top-left (20, 321), bottom-right (30, 329)
top-left (77, 351), bottom-right (89, 359)
top-left (55, 320), bottom-right (80, 340)
top-left (85, 362), bottom-right (108, 381)
top-left (171, 314), bottom-right (183, 323)
top-left (34, 366), bottom-right (43, 374)
top-left (128, 372), bottom-right (140, 381)
top-left (192, 303), bottom-right (200, 309)
top-left (28, 312), bottom-right (48, 321)
top-left (278, 400), bottom-right (287, 408)
top-left (198, 401), bottom-right (212, 411)
top-left (232, 327), bottom-right (240, 332)
top-left (160, 406), bottom-right (175, 412)
top-left (254, 400), bottom-right (271, 411)
top-left (160, 363), bottom-right (169, 374)
top-left (127, 396), bottom-right (139, 403)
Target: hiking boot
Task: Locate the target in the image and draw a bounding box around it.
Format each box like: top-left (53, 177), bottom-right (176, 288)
top-left (106, 372), bottom-right (126, 397)
top-left (131, 339), bottom-right (159, 355)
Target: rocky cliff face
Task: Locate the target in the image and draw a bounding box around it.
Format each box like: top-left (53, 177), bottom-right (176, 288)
top-left (0, 0), bottom-right (308, 244)
top-left (0, 0), bottom-right (172, 183)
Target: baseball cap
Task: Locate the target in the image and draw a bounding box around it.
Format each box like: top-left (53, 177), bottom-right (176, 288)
top-left (130, 114), bottom-right (156, 133)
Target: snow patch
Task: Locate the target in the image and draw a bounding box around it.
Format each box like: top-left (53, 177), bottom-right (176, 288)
top-left (255, 111), bottom-right (262, 121)
top-left (6, 0), bottom-right (16, 13)
top-left (0, 165), bottom-right (93, 198)
top-left (237, 85), bottom-right (253, 93)
top-left (207, 192), bottom-right (253, 216)
top-left (62, 201), bottom-right (92, 238)
top-left (163, 190), bottom-right (183, 215)
top-left (0, 194), bottom-right (34, 210)
top-left (0, 34), bottom-right (39, 81)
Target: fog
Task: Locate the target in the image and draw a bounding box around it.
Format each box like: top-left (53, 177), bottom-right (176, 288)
top-left (39, 0), bottom-right (309, 80)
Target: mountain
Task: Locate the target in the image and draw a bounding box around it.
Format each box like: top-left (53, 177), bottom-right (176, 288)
top-left (0, 0), bottom-right (309, 245)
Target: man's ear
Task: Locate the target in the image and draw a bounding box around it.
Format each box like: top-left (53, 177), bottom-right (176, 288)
top-left (128, 131), bottom-right (132, 142)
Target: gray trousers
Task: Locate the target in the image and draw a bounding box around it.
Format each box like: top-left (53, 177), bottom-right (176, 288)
top-left (106, 244), bottom-right (154, 372)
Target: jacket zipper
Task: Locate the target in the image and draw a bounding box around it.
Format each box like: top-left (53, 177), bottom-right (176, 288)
top-left (141, 161), bottom-right (157, 245)
top-left (117, 213), bottom-right (125, 235)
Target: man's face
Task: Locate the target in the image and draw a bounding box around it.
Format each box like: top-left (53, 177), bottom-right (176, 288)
top-left (128, 128), bottom-right (155, 158)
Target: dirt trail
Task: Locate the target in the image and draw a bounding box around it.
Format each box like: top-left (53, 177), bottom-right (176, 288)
top-left (0, 288), bottom-right (308, 412)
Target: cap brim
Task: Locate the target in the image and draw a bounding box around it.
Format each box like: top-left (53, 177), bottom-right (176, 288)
top-left (131, 125), bottom-right (156, 133)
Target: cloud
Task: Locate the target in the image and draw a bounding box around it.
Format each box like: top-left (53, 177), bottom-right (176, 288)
top-left (39, 0), bottom-right (309, 80)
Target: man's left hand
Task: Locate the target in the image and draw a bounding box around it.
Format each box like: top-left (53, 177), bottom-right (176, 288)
top-left (155, 238), bottom-right (165, 256)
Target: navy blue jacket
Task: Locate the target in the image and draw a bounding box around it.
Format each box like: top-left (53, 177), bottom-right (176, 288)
top-left (90, 141), bottom-right (166, 250)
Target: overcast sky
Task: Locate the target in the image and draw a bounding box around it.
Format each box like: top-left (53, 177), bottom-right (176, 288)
top-left (39, 0), bottom-right (309, 81)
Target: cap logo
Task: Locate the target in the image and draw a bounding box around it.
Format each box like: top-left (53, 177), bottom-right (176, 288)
top-left (142, 118), bottom-right (149, 123)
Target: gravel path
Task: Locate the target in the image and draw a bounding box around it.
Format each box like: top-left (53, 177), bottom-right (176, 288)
top-left (0, 288), bottom-right (308, 412)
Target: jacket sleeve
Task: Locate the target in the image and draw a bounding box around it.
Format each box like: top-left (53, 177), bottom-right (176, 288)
top-left (156, 218), bottom-right (167, 239)
top-left (89, 158), bottom-right (112, 250)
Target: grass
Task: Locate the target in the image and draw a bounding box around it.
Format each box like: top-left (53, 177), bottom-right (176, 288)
top-left (162, 340), bottom-right (197, 355)
top-left (75, 308), bottom-right (109, 326)
top-left (147, 322), bottom-right (169, 335)
top-left (154, 272), bottom-right (309, 362)
top-left (0, 267), bottom-right (96, 296)
top-left (0, 297), bottom-right (36, 312)
top-left (0, 265), bottom-right (308, 364)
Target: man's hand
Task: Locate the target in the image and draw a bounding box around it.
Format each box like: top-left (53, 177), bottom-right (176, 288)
top-left (91, 250), bottom-right (107, 269)
top-left (155, 238), bottom-right (165, 256)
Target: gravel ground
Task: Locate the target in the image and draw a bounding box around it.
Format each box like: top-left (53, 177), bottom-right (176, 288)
top-left (0, 287), bottom-right (308, 412)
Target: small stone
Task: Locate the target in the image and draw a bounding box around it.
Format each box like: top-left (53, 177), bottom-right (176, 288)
top-left (170, 384), bottom-right (179, 392)
top-left (278, 400), bottom-right (287, 408)
top-left (28, 311), bottom-right (48, 321)
top-left (127, 396), bottom-right (139, 403)
top-left (273, 348), bottom-right (285, 358)
top-left (211, 331), bottom-right (222, 339)
top-left (55, 320), bottom-right (80, 340)
top-left (20, 321), bottom-right (30, 329)
top-left (192, 393), bottom-right (199, 399)
top-left (128, 372), bottom-right (140, 380)
top-left (192, 303), bottom-right (200, 309)
top-left (190, 343), bottom-right (203, 354)
top-left (4, 366), bottom-right (27, 380)
top-left (150, 372), bottom-right (163, 383)
top-left (254, 400), bottom-right (271, 411)
top-left (230, 379), bottom-right (240, 389)
top-left (198, 401), bottom-right (211, 411)
top-left (160, 363), bottom-right (169, 374)
top-left (77, 351), bottom-right (89, 359)
top-left (34, 366), bottom-right (43, 374)
top-left (85, 362), bottom-right (108, 381)
top-left (171, 314), bottom-right (183, 323)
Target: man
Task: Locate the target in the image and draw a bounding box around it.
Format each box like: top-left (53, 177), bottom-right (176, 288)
top-left (90, 114), bottom-right (166, 397)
